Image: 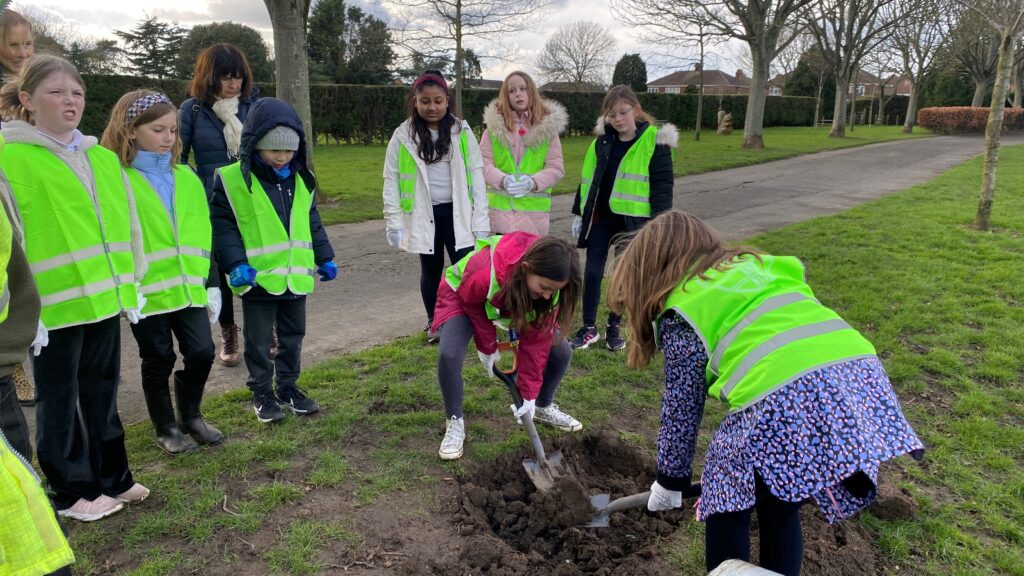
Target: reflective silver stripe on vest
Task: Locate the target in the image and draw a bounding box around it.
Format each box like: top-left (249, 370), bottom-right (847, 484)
top-left (717, 318), bottom-right (853, 402)
top-left (710, 293), bottom-right (812, 375)
top-left (39, 277), bottom-right (119, 306)
top-left (139, 275), bottom-right (207, 295)
top-left (616, 170), bottom-right (649, 182)
top-left (263, 267), bottom-right (315, 277)
top-left (29, 242), bottom-right (132, 275)
top-left (245, 241), bottom-right (313, 259)
top-left (0, 284), bottom-right (9, 312)
top-left (399, 174), bottom-right (416, 181)
top-left (610, 190), bottom-right (650, 203)
top-left (146, 246), bottom-right (211, 263)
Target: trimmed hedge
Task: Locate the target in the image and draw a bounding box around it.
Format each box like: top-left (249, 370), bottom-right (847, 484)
top-left (79, 74), bottom-right (817, 143)
top-left (917, 106), bottom-right (1024, 134)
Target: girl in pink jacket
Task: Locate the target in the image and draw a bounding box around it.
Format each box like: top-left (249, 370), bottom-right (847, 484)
top-left (480, 72), bottom-right (567, 236)
top-left (431, 233), bottom-right (582, 460)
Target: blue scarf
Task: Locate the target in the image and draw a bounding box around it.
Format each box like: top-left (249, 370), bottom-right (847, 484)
top-left (132, 150), bottom-right (175, 218)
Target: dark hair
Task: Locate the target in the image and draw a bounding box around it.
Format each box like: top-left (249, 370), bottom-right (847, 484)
top-left (188, 43), bottom-right (254, 105)
top-left (497, 236), bottom-right (581, 334)
top-left (406, 69), bottom-right (458, 164)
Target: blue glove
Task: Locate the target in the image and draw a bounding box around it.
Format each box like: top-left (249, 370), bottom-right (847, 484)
top-left (317, 261), bottom-right (338, 281)
top-left (228, 264), bottom-right (258, 287)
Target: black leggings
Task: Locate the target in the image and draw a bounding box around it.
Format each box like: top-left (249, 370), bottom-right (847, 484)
top-left (705, 473), bottom-right (804, 576)
top-left (581, 217), bottom-right (627, 327)
top-left (419, 202), bottom-right (471, 321)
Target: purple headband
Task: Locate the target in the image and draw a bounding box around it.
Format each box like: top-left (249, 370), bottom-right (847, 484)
top-left (413, 73), bottom-right (448, 92)
top-left (127, 93), bottom-right (173, 121)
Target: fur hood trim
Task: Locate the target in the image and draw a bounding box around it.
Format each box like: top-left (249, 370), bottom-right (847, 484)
top-left (482, 98), bottom-right (568, 149)
top-left (592, 116), bottom-right (679, 148)
top-left (0, 120), bottom-right (98, 155)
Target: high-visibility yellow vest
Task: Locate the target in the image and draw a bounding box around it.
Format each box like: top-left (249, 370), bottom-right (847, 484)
top-left (659, 255), bottom-right (877, 413)
top-left (0, 193), bottom-right (10, 325)
top-left (218, 163), bottom-right (315, 297)
top-left (486, 135), bottom-right (551, 214)
top-left (0, 432), bottom-right (75, 575)
top-left (1, 143), bottom-right (139, 330)
top-left (580, 126), bottom-right (658, 217)
top-left (128, 165), bottom-right (211, 315)
top-left (397, 130), bottom-right (473, 213)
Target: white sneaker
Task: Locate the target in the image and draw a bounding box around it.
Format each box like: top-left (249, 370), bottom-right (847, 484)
top-left (58, 495), bottom-right (124, 522)
top-left (534, 404), bottom-right (582, 432)
top-left (115, 482), bottom-right (151, 503)
top-left (438, 415), bottom-right (465, 460)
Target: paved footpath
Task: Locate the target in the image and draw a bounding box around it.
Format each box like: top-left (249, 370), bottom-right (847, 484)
top-left (24, 133), bottom-right (1023, 428)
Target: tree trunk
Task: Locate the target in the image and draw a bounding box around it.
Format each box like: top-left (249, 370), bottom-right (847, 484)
top-left (742, 46), bottom-right (770, 149)
top-left (696, 48), bottom-right (705, 142)
top-left (454, 0), bottom-right (464, 118)
top-left (849, 92), bottom-right (856, 132)
top-left (902, 82), bottom-right (919, 133)
top-left (1014, 63), bottom-right (1023, 107)
top-left (975, 32), bottom-right (1015, 231)
top-left (830, 74), bottom-right (848, 137)
top-left (972, 80), bottom-right (989, 107)
top-left (263, 0), bottom-right (317, 197)
top-left (814, 69), bottom-right (824, 128)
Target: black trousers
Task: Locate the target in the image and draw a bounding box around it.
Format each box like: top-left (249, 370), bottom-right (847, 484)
top-left (581, 217), bottom-right (627, 327)
top-left (419, 202), bottom-right (472, 322)
top-left (0, 374), bottom-right (32, 462)
top-left (216, 262), bottom-right (235, 328)
top-left (32, 316), bottom-right (135, 509)
top-left (241, 296), bottom-right (306, 396)
top-left (705, 473), bottom-right (805, 576)
top-left (130, 306), bottom-right (215, 393)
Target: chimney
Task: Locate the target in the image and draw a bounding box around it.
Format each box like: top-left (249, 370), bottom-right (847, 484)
top-left (735, 70), bottom-right (745, 80)
top-left (694, 63), bottom-right (702, 71)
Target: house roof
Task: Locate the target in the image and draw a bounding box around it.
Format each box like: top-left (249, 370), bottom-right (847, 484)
top-left (455, 78), bottom-right (504, 90)
top-left (539, 81), bottom-right (605, 93)
top-left (648, 69), bottom-right (750, 88)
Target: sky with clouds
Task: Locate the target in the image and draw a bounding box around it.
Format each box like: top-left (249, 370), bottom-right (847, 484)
top-left (16, 0), bottom-right (743, 83)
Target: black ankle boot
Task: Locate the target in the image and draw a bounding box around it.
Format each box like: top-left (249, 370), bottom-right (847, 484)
top-left (142, 384), bottom-right (198, 455)
top-left (175, 375), bottom-right (224, 445)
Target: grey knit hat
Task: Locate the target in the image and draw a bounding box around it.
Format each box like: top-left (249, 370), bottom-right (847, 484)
top-left (255, 126), bottom-right (300, 151)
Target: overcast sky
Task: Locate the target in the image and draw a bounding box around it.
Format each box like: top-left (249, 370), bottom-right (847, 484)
top-left (17, 0), bottom-right (743, 82)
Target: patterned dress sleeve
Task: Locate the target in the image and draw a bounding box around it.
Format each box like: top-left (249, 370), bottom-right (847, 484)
top-left (656, 313), bottom-right (709, 490)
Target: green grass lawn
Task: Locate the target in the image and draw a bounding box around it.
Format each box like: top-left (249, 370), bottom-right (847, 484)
top-left (314, 125), bottom-right (930, 226)
top-left (63, 144), bottom-right (1024, 576)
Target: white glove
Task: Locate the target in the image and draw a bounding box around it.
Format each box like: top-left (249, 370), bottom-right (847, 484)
top-left (477, 349), bottom-right (500, 379)
top-left (647, 481), bottom-right (683, 512)
top-left (571, 216), bottom-right (583, 240)
top-left (124, 308), bottom-right (146, 324)
top-left (136, 292), bottom-right (147, 312)
top-left (474, 231), bottom-right (491, 241)
top-left (511, 398), bottom-right (536, 423)
top-left (515, 174), bottom-right (536, 193)
top-left (502, 174), bottom-right (519, 191)
top-left (31, 320), bottom-right (48, 356)
top-left (386, 227), bottom-right (405, 249)
top-left (206, 287), bottom-right (222, 323)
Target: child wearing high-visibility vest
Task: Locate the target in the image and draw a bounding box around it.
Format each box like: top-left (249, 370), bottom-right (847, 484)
top-left (101, 90), bottom-right (224, 455)
top-left (607, 210), bottom-right (924, 576)
top-left (0, 55), bottom-right (149, 522)
top-left (431, 232), bottom-right (582, 460)
top-left (570, 84), bottom-right (678, 352)
top-left (479, 71), bottom-right (567, 236)
top-left (382, 70), bottom-right (489, 344)
top-left (211, 97), bottom-right (337, 425)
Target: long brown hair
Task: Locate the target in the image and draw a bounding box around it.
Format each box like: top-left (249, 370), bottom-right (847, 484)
top-left (602, 84), bottom-right (657, 125)
top-left (0, 10), bottom-right (33, 76)
top-left (607, 210), bottom-right (761, 368)
top-left (188, 43), bottom-right (254, 105)
top-left (101, 90), bottom-right (181, 166)
top-left (497, 236), bottom-right (581, 334)
top-left (496, 71), bottom-right (547, 133)
top-left (0, 54), bottom-right (84, 124)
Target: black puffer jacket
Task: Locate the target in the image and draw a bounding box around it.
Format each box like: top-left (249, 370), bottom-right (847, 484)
top-left (179, 86), bottom-right (258, 193)
top-left (210, 97), bottom-right (334, 299)
top-left (570, 119), bottom-right (678, 248)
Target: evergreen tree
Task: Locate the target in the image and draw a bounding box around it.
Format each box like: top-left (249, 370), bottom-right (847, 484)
top-left (785, 47), bottom-right (836, 121)
top-left (308, 0), bottom-right (395, 84)
top-left (176, 22), bottom-right (274, 81)
top-left (307, 0), bottom-right (346, 82)
top-left (114, 16), bottom-right (184, 79)
top-left (612, 54), bottom-right (647, 92)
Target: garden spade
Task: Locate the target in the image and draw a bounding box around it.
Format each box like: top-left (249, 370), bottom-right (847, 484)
top-left (493, 343), bottom-right (573, 492)
top-left (586, 482), bottom-right (702, 528)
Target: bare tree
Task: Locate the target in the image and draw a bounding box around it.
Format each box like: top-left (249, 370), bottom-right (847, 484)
top-left (889, 0), bottom-right (948, 132)
top-left (677, 0), bottom-right (820, 149)
top-left (386, 0), bottom-right (553, 117)
top-left (807, 0), bottom-right (905, 137)
top-left (948, 9), bottom-right (1002, 106)
top-left (953, 0), bottom-right (1024, 230)
top-left (536, 21), bottom-right (617, 87)
top-left (610, 0), bottom-right (727, 140)
top-left (1015, 37), bottom-right (1024, 107)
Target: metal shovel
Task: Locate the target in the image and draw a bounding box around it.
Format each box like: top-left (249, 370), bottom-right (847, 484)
top-left (493, 346), bottom-right (573, 492)
top-left (586, 482), bottom-right (702, 528)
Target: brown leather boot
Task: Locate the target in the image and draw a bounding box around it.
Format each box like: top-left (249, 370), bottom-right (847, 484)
top-left (219, 324), bottom-right (241, 367)
top-left (13, 364), bottom-right (34, 406)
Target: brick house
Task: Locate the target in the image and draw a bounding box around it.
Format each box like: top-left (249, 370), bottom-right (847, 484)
top-left (647, 66), bottom-right (751, 95)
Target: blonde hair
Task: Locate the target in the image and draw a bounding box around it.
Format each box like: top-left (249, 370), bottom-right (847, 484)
top-left (496, 71), bottom-right (547, 133)
top-left (607, 210), bottom-right (761, 368)
top-left (101, 90), bottom-right (181, 166)
top-left (0, 54), bottom-right (84, 123)
top-left (602, 84), bottom-right (657, 126)
top-left (0, 10), bottom-right (32, 75)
